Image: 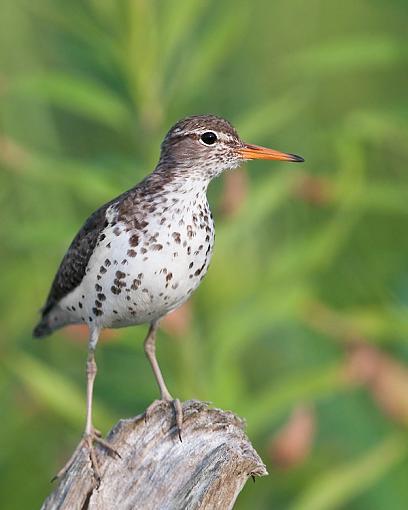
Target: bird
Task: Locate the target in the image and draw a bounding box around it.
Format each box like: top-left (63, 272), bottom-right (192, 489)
top-left (33, 114), bottom-right (303, 479)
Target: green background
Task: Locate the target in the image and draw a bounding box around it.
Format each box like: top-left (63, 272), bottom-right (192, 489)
top-left (1, 1), bottom-right (408, 508)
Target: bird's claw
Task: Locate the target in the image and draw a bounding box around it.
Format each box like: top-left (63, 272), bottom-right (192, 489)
top-left (145, 398), bottom-right (183, 441)
top-left (52, 429), bottom-right (120, 483)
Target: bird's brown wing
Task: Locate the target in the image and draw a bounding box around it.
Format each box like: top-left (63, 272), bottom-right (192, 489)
top-left (33, 202), bottom-right (113, 338)
top-left (33, 181), bottom-right (148, 337)
top-left (40, 204), bottom-right (111, 319)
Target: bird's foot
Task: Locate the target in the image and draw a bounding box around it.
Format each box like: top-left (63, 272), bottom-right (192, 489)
top-left (52, 428), bottom-right (120, 483)
top-left (145, 397), bottom-right (183, 441)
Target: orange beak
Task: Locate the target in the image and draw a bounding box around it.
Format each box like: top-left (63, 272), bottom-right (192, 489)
top-left (238, 143), bottom-right (304, 163)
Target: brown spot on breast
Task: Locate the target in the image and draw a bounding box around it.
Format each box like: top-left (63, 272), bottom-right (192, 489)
top-left (95, 284), bottom-right (102, 292)
top-left (104, 259), bottom-right (111, 267)
top-left (151, 244), bottom-right (163, 251)
top-left (100, 266), bottom-right (107, 274)
top-left (93, 308), bottom-right (103, 316)
top-left (196, 262), bottom-right (206, 276)
top-left (132, 219), bottom-right (148, 230)
top-left (111, 286), bottom-right (121, 295)
top-left (127, 249), bottom-right (137, 257)
top-left (116, 270), bottom-right (126, 279)
top-left (172, 232), bottom-right (181, 244)
top-left (95, 300), bottom-right (102, 308)
top-left (97, 293), bottom-right (106, 301)
top-left (131, 279), bottom-right (141, 290)
top-left (129, 234), bottom-right (139, 247)
top-left (166, 272), bottom-right (173, 282)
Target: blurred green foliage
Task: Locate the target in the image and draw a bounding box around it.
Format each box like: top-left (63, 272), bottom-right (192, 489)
top-left (1, 0), bottom-right (408, 508)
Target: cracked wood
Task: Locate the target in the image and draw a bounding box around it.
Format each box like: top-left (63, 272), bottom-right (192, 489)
top-left (41, 401), bottom-right (267, 510)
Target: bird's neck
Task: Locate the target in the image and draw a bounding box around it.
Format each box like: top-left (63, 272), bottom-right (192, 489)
top-left (147, 163), bottom-right (211, 201)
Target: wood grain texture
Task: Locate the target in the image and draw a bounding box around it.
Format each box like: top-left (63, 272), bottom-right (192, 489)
top-left (41, 400), bottom-right (267, 510)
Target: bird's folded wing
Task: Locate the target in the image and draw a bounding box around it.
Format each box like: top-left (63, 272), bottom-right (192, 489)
top-left (40, 202), bottom-right (113, 317)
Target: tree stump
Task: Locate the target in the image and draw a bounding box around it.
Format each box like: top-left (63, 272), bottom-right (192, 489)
top-left (41, 400), bottom-right (267, 510)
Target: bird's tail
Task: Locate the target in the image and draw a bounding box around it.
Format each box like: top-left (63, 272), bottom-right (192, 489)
top-left (33, 315), bottom-right (53, 338)
top-left (33, 304), bottom-right (69, 338)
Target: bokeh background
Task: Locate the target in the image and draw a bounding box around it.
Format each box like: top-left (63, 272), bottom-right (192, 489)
top-left (1, 0), bottom-right (408, 508)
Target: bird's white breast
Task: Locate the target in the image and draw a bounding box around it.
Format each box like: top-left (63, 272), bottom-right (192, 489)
top-left (59, 191), bottom-right (214, 328)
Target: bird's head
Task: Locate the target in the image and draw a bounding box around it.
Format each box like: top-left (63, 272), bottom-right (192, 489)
top-left (158, 114), bottom-right (304, 180)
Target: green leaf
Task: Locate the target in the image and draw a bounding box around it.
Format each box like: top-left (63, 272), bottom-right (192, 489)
top-left (9, 73), bottom-right (131, 130)
top-left (285, 37), bottom-right (408, 75)
top-left (7, 353), bottom-right (115, 431)
top-left (244, 363), bottom-right (347, 436)
top-left (291, 434), bottom-right (408, 510)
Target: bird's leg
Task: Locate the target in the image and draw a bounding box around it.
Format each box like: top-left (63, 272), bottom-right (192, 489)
top-left (144, 322), bottom-right (172, 400)
top-left (144, 321), bottom-right (183, 440)
top-left (53, 328), bottom-right (119, 482)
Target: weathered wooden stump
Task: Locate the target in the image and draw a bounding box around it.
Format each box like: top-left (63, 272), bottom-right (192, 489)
top-left (41, 400), bottom-right (267, 510)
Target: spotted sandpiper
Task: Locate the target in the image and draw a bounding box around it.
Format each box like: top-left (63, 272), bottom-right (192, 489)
top-left (34, 114), bottom-right (303, 478)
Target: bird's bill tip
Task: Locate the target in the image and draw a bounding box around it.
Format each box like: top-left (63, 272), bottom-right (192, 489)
top-left (238, 143), bottom-right (304, 163)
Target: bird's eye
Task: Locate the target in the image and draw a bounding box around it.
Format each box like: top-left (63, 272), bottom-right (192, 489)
top-left (200, 131), bottom-right (217, 145)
